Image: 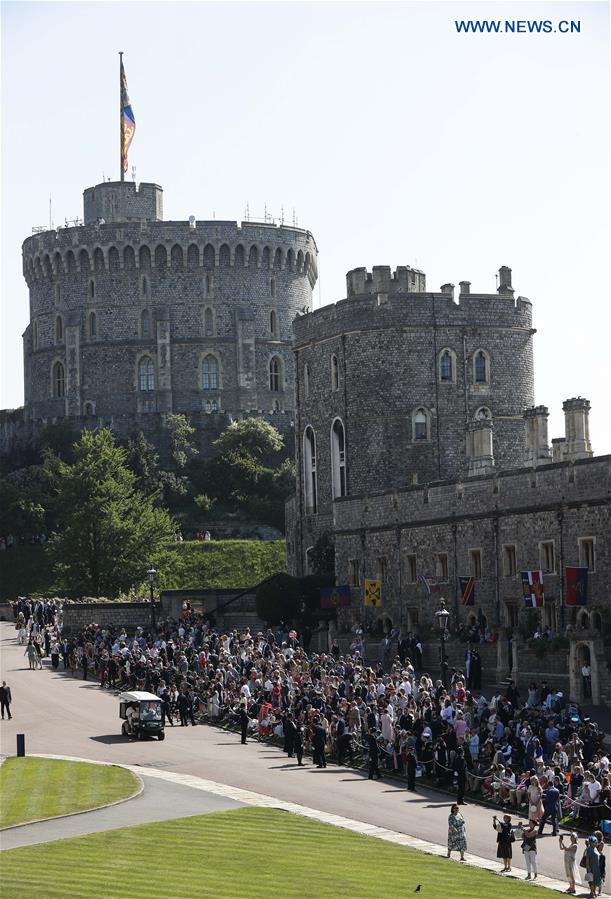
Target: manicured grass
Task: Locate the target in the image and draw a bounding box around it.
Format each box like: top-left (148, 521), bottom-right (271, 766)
top-left (0, 758), bottom-right (140, 828)
top-left (1, 806), bottom-right (537, 898)
top-left (0, 540), bottom-right (287, 600)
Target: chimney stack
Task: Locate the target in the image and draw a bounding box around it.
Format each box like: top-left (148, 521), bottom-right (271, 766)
top-left (498, 265), bottom-right (514, 296)
top-left (523, 405), bottom-right (552, 466)
top-left (440, 283), bottom-right (455, 300)
top-left (459, 281), bottom-right (471, 295)
top-left (467, 419), bottom-right (495, 476)
top-left (562, 397), bottom-right (593, 461)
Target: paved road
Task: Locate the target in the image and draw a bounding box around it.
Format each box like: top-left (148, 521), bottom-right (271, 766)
top-left (0, 623), bottom-right (583, 882)
top-left (1, 773), bottom-right (244, 850)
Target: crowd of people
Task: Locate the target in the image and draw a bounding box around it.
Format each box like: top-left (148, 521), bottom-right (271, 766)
top-left (11, 597), bottom-right (610, 889)
top-left (1, 532), bottom-right (47, 551)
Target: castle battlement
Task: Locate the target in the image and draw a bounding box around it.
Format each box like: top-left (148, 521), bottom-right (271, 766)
top-left (346, 265), bottom-right (426, 296)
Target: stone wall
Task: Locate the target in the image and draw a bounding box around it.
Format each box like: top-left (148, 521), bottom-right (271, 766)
top-left (61, 602), bottom-right (152, 633)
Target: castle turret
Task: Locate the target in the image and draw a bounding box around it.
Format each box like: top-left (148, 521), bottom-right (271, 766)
top-left (83, 181), bottom-right (163, 224)
top-left (523, 405), bottom-right (552, 466)
top-left (562, 397), bottom-right (593, 461)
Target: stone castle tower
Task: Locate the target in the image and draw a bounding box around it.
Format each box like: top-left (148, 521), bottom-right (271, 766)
top-left (19, 180), bottom-right (317, 449)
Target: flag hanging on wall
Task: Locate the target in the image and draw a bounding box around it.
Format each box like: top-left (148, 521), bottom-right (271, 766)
top-left (320, 586), bottom-right (351, 609)
top-left (459, 576), bottom-right (475, 606)
top-left (521, 570), bottom-right (545, 607)
top-left (419, 574), bottom-right (439, 595)
top-left (565, 567), bottom-right (588, 607)
top-left (364, 579), bottom-right (382, 607)
top-left (121, 60), bottom-right (136, 173)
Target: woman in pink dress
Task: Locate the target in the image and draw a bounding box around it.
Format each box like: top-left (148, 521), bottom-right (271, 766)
top-left (527, 775), bottom-right (544, 823)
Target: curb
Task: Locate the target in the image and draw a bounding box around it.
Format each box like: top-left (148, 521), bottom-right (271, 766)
top-left (0, 761), bottom-right (143, 832)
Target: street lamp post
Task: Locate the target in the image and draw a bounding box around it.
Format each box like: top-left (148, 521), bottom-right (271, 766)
top-left (147, 565), bottom-right (157, 632)
top-left (435, 598), bottom-right (450, 688)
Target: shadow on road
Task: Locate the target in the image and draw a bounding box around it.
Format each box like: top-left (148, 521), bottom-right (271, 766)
top-left (90, 734), bottom-right (129, 744)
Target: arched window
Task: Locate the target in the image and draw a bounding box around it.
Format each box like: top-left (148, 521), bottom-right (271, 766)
top-left (204, 307), bottom-right (214, 336)
top-left (219, 244), bottom-right (230, 267)
top-left (304, 363), bottom-right (310, 398)
top-left (269, 356), bottom-right (281, 392)
top-left (139, 245), bottom-right (151, 269)
top-left (52, 361), bottom-right (65, 398)
top-left (141, 309), bottom-right (151, 339)
top-left (93, 248), bottom-right (105, 272)
top-left (83, 402), bottom-right (94, 416)
top-left (203, 244), bottom-right (215, 269)
top-left (474, 350), bottom-right (489, 384)
top-left (439, 349), bottom-right (454, 382)
top-left (187, 243), bottom-right (200, 268)
top-left (331, 418), bottom-right (346, 498)
top-left (303, 426), bottom-right (317, 513)
top-left (171, 244), bottom-right (183, 270)
top-left (413, 408), bottom-right (429, 441)
top-left (124, 246), bottom-right (136, 269)
top-left (331, 354), bottom-right (339, 391)
top-left (154, 245), bottom-right (167, 270)
top-left (88, 311), bottom-right (97, 338)
top-left (248, 245), bottom-right (258, 268)
top-left (108, 247), bottom-right (120, 272)
top-left (55, 315), bottom-right (63, 343)
top-left (202, 355), bottom-right (218, 390)
top-left (234, 244), bottom-right (245, 267)
top-left (270, 309), bottom-right (277, 336)
top-left (262, 247), bottom-right (271, 269)
top-left (138, 356), bottom-right (155, 391)
top-left (474, 406), bottom-right (492, 420)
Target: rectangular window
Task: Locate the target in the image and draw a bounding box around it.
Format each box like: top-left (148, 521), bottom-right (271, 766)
top-left (470, 549), bottom-right (482, 579)
top-left (348, 559), bottom-right (361, 587)
top-left (376, 557), bottom-right (387, 583)
top-left (435, 552), bottom-right (449, 582)
top-left (502, 544), bottom-right (517, 577)
top-left (404, 553), bottom-right (417, 584)
top-left (578, 537), bottom-right (596, 571)
top-left (539, 540), bottom-right (556, 574)
top-left (505, 603), bottom-right (519, 628)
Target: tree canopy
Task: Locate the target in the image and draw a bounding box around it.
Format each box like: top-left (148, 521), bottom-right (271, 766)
top-left (44, 429), bottom-right (174, 597)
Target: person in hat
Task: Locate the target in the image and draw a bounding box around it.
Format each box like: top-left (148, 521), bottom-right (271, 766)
top-left (493, 813), bottom-right (515, 873)
top-left (558, 831), bottom-right (581, 894)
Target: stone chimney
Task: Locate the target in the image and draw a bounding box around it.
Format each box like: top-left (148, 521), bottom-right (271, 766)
top-left (562, 397), bottom-right (593, 460)
top-left (552, 438), bottom-right (566, 463)
top-left (523, 406), bottom-right (552, 466)
top-left (440, 283), bottom-right (455, 300)
top-left (497, 265), bottom-right (514, 297)
top-left (459, 281), bottom-right (471, 295)
top-left (467, 419), bottom-right (495, 475)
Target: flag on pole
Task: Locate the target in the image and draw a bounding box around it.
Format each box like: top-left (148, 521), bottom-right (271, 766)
top-left (364, 579), bottom-right (382, 608)
top-left (521, 570), bottom-right (545, 607)
top-left (121, 60), bottom-right (136, 174)
top-left (419, 574), bottom-right (439, 595)
top-left (320, 586), bottom-right (351, 609)
top-left (459, 576), bottom-right (475, 606)
top-left (565, 567), bottom-right (588, 606)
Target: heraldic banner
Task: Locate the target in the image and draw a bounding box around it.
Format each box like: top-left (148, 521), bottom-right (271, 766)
top-left (364, 579), bottom-right (382, 608)
top-left (565, 567), bottom-right (588, 607)
top-left (521, 570), bottom-right (545, 607)
top-left (320, 586), bottom-right (351, 609)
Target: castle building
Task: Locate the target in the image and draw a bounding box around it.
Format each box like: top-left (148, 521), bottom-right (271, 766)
top-left (2, 179), bottom-right (317, 458)
top-left (286, 264), bottom-right (610, 702)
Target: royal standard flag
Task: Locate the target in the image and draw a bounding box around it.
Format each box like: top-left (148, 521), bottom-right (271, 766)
top-left (419, 574), bottom-right (439, 595)
top-left (565, 567), bottom-right (588, 607)
top-left (459, 576), bottom-right (475, 606)
top-left (521, 570), bottom-right (545, 607)
top-left (320, 586), bottom-right (351, 609)
top-left (121, 61), bottom-right (136, 173)
top-left (364, 579), bottom-right (382, 608)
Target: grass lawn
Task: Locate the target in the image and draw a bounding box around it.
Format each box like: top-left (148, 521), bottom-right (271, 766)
top-left (0, 758), bottom-right (140, 828)
top-left (2, 806), bottom-right (537, 898)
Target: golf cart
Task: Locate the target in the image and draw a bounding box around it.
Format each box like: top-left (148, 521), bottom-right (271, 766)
top-left (119, 690), bottom-right (165, 740)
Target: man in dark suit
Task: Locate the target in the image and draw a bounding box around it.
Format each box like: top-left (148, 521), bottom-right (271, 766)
top-left (294, 723), bottom-right (304, 766)
top-left (312, 717), bottom-right (327, 768)
top-left (284, 713), bottom-right (296, 757)
top-left (367, 728), bottom-right (381, 780)
top-left (0, 681), bottom-right (12, 719)
top-left (406, 748), bottom-right (417, 791)
top-left (238, 703), bottom-right (249, 744)
top-left (454, 747), bottom-right (467, 804)
top-left (538, 781), bottom-right (560, 836)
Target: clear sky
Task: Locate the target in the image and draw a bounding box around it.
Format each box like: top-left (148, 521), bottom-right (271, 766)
top-left (1, 1), bottom-right (609, 452)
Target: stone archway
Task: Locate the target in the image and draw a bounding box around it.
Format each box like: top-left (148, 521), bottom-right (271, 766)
top-left (569, 640), bottom-right (599, 704)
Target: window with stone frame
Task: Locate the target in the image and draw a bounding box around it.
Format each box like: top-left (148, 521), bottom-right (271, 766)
top-left (578, 537), bottom-right (596, 571)
top-left (269, 356), bottom-right (281, 392)
top-left (331, 418), bottom-right (346, 498)
top-left (304, 363), bottom-right (310, 399)
top-left (413, 408), bottom-right (429, 441)
top-left (348, 559), bottom-right (361, 587)
top-left (204, 307), bottom-right (214, 337)
top-left (470, 548), bottom-right (482, 579)
top-left (439, 349), bottom-right (454, 382)
top-left (331, 354), bottom-right (340, 391)
top-left (435, 552), bottom-right (449, 582)
top-left (55, 316), bottom-right (63, 343)
top-left (202, 355), bottom-right (219, 390)
top-left (303, 426), bottom-right (317, 514)
top-left (376, 557), bottom-right (387, 583)
top-left (52, 361), bottom-right (65, 398)
top-left (138, 356), bottom-right (155, 392)
top-left (474, 350), bottom-right (490, 384)
top-left (270, 309), bottom-right (278, 336)
top-left (539, 540), bottom-right (556, 574)
top-left (503, 544), bottom-right (517, 577)
top-left (404, 553), bottom-right (417, 584)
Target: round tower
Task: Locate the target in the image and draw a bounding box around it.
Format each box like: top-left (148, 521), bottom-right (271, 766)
top-left (22, 181), bottom-right (317, 437)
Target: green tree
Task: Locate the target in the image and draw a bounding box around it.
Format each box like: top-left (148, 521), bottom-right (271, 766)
top-left (126, 431), bottom-right (163, 499)
top-left (166, 413), bottom-right (199, 469)
top-left (44, 429), bottom-right (174, 597)
top-left (212, 417), bottom-right (284, 459)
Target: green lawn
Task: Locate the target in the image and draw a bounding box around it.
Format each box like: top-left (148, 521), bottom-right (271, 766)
top-left (0, 540), bottom-right (287, 600)
top-left (0, 758), bottom-right (140, 828)
top-left (1, 806), bottom-right (537, 898)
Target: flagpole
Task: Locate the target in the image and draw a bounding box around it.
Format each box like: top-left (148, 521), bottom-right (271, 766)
top-left (119, 51), bottom-right (124, 182)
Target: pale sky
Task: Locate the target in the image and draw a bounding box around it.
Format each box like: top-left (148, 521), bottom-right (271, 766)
top-left (1, 1), bottom-right (609, 453)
